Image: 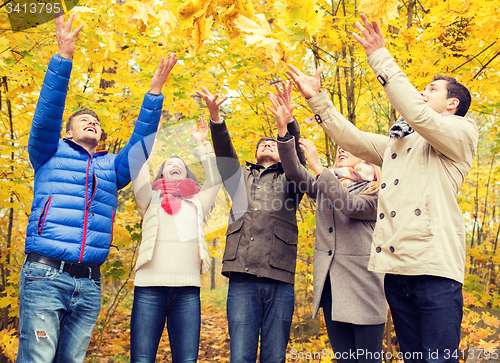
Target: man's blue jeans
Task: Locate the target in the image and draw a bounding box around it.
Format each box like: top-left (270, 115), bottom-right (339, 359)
top-left (384, 274), bottom-right (463, 363)
top-left (226, 273), bottom-right (295, 363)
top-left (16, 260), bottom-right (101, 363)
top-left (130, 286), bottom-right (201, 363)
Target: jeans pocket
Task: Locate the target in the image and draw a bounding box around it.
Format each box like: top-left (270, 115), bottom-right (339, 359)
top-left (24, 261), bottom-right (58, 282)
top-left (90, 278), bottom-right (101, 291)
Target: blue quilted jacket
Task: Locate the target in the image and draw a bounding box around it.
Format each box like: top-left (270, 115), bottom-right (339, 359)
top-left (26, 54), bottom-right (163, 264)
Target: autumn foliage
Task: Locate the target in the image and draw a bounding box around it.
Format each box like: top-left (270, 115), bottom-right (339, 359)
top-left (1, 0), bottom-right (500, 361)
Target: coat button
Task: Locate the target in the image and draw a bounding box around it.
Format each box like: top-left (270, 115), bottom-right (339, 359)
top-left (257, 186), bottom-right (261, 190)
top-left (394, 179), bottom-right (399, 185)
top-left (254, 208), bottom-right (258, 211)
top-left (245, 267), bottom-right (249, 271)
top-left (376, 246), bottom-right (382, 253)
top-left (390, 211), bottom-right (396, 218)
top-left (328, 250), bottom-right (332, 256)
top-left (391, 153), bottom-right (397, 159)
top-left (407, 148), bottom-right (412, 154)
top-left (390, 246), bottom-right (395, 253)
top-left (379, 213), bottom-right (385, 219)
top-left (250, 237), bottom-right (254, 241)
top-left (415, 208), bottom-right (421, 216)
top-left (381, 183), bottom-right (386, 189)
top-left (328, 227), bottom-right (333, 233)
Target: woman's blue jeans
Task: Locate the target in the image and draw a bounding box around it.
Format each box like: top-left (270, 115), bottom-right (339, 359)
top-left (130, 286), bottom-right (201, 363)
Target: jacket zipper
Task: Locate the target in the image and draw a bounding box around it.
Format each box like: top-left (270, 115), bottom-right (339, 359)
top-left (37, 196), bottom-right (52, 235)
top-left (79, 155), bottom-right (91, 263)
top-left (110, 209), bottom-right (115, 245)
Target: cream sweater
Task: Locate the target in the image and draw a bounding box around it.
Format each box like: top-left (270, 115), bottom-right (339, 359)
top-left (132, 141), bottom-right (221, 287)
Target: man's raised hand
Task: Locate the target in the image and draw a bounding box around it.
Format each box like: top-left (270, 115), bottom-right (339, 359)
top-left (196, 86), bottom-right (228, 122)
top-left (267, 90), bottom-right (291, 138)
top-left (286, 65), bottom-right (322, 100)
top-left (149, 53), bottom-right (178, 95)
top-left (352, 14), bottom-right (386, 57)
top-left (55, 13), bottom-right (84, 60)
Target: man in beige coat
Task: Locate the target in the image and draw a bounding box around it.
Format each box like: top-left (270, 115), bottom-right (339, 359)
top-left (287, 14), bottom-right (478, 363)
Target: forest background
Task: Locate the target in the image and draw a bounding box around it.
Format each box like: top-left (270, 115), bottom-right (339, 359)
top-left (1, 0), bottom-right (500, 361)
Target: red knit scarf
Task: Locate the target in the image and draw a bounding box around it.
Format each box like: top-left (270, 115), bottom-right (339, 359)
top-left (152, 178), bottom-right (200, 215)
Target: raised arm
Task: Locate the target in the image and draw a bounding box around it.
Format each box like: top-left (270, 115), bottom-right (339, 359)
top-left (193, 117), bottom-right (222, 216)
top-left (352, 14), bottom-right (478, 164)
top-left (267, 81), bottom-right (307, 166)
top-left (196, 86), bottom-right (238, 173)
top-left (287, 65), bottom-right (389, 166)
top-left (28, 14), bottom-right (83, 170)
top-left (116, 54), bottom-right (178, 190)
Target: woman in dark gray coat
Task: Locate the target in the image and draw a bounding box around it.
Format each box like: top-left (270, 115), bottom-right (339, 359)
top-left (279, 136), bottom-right (387, 363)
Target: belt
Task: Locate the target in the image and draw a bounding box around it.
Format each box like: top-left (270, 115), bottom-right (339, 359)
top-left (27, 253), bottom-right (100, 280)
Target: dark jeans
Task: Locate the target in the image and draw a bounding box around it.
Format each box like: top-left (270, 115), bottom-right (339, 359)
top-left (384, 274), bottom-right (463, 363)
top-left (321, 276), bottom-right (385, 363)
top-left (226, 273), bottom-right (295, 363)
top-left (130, 286), bottom-right (201, 363)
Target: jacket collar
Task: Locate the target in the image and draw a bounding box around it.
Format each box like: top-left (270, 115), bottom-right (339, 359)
top-left (245, 161), bottom-right (283, 171)
top-left (63, 138), bottom-right (108, 157)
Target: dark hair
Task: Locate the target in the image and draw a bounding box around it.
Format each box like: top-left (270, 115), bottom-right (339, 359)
top-left (66, 109), bottom-right (101, 132)
top-left (154, 156), bottom-right (198, 184)
top-left (254, 137), bottom-right (278, 157)
top-left (432, 75), bottom-right (471, 117)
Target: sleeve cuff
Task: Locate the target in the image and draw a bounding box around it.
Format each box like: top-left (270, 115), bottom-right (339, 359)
top-left (277, 132), bottom-right (293, 142)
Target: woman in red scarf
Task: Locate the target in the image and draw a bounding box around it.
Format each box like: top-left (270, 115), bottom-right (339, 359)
top-left (130, 117), bottom-right (221, 363)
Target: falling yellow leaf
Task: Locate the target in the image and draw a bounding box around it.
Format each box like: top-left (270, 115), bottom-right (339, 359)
top-left (358, 0), bottom-right (400, 22)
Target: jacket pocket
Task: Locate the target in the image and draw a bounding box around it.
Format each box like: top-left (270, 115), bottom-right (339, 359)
top-left (37, 196), bottom-right (52, 235)
top-left (270, 224), bottom-right (298, 273)
top-left (223, 218), bottom-right (244, 261)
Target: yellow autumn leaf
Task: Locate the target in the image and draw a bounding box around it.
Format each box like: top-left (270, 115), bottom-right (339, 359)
top-left (481, 312), bottom-right (500, 328)
top-left (358, 0), bottom-right (400, 22)
top-left (234, 13), bottom-right (272, 36)
top-left (103, 32), bottom-right (116, 59)
top-left (71, 6), bottom-right (95, 13)
top-left (158, 8), bottom-right (177, 33)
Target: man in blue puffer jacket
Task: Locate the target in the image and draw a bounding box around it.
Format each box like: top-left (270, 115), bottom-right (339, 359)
top-left (17, 14), bottom-right (178, 363)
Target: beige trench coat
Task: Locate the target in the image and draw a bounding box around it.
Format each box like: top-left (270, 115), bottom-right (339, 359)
top-left (306, 48), bottom-right (478, 284)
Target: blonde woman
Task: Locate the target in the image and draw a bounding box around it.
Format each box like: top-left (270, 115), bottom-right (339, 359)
top-left (269, 90), bottom-right (387, 363)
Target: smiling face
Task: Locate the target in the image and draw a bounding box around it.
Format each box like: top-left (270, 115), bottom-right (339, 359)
top-left (255, 139), bottom-right (280, 166)
top-left (420, 79), bottom-right (458, 115)
top-left (162, 157), bottom-right (188, 180)
top-left (337, 147), bottom-right (363, 168)
top-left (66, 113), bottom-right (102, 152)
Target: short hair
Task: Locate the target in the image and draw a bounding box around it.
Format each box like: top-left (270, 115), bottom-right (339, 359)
top-left (154, 156), bottom-right (198, 184)
top-left (254, 137), bottom-right (278, 157)
top-left (432, 75), bottom-right (471, 117)
top-left (66, 109), bottom-right (100, 132)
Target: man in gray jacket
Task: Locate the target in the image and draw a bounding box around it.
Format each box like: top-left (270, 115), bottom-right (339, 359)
top-left (287, 14), bottom-right (478, 363)
top-left (196, 85), bottom-right (305, 363)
